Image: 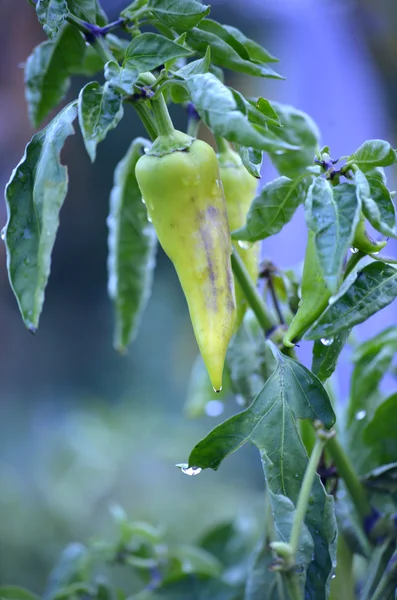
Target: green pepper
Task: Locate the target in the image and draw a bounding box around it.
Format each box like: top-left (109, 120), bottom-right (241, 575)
top-left (217, 144), bottom-right (259, 328)
top-left (135, 129), bottom-right (236, 392)
top-left (352, 213), bottom-right (387, 254)
top-left (283, 230), bottom-right (331, 348)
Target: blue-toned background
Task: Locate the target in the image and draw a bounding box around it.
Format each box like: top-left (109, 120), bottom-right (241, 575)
top-left (0, 0), bottom-right (396, 590)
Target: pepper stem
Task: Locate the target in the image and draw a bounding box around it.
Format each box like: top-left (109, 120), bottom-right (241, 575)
top-left (138, 72), bottom-right (175, 137)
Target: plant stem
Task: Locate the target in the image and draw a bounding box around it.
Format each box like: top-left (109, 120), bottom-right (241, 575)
top-left (132, 103), bottom-right (158, 141)
top-left (327, 436), bottom-right (372, 522)
top-left (231, 248), bottom-right (275, 333)
top-left (371, 546), bottom-right (397, 600)
top-left (283, 572), bottom-right (303, 600)
top-left (92, 35), bottom-right (116, 63)
top-left (289, 437), bottom-right (325, 558)
top-left (138, 73), bottom-right (175, 136)
top-left (267, 272), bottom-right (285, 325)
top-left (215, 136), bottom-right (229, 154)
top-left (65, 13), bottom-right (116, 63)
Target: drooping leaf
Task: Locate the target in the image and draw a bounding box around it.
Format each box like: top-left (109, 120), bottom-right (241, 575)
top-left (305, 177), bottom-right (361, 294)
top-left (0, 587), bottom-right (41, 600)
top-left (78, 81), bottom-right (124, 162)
top-left (4, 102), bottom-right (77, 331)
top-left (226, 310), bottom-right (276, 408)
top-left (124, 33), bottom-right (192, 73)
top-left (189, 344), bottom-right (336, 598)
top-left (148, 0), bottom-right (210, 31)
top-left (25, 24), bottom-right (85, 128)
top-left (363, 394), bottom-right (397, 465)
top-left (362, 173), bottom-right (397, 239)
top-left (312, 330), bottom-right (350, 383)
top-left (232, 176), bottom-right (308, 242)
top-left (36, 0), bottom-right (69, 38)
top-left (348, 326), bottom-right (397, 423)
top-left (234, 145), bottom-right (263, 179)
top-left (43, 543), bottom-right (87, 600)
top-left (107, 138), bottom-right (157, 352)
top-left (185, 25), bottom-right (282, 79)
top-left (304, 262), bottom-right (397, 340)
top-left (267, 102), bottom-right (320, 178)
top-left (221, 25), bottom-right (278, 63)
top-left (185, 74), bottom-right (298, 152)
top-left (348, 139), bottom-right (397, 170)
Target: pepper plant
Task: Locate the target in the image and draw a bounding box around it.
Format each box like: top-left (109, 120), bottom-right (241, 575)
top-left (2, 0), bottom-right (397, 598)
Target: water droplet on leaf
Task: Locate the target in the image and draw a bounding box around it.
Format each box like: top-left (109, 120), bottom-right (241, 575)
top-left (350, 246), bottom-right (359, 254)
top-left (1, 227), bottom-right (5, 241)
top-left (237, 240), bottom-right (251, 250)
top-left (320, 337), bottom-right (334, 346)
top-left (176, 463), bottom-right (202, 476)
top-left (355, 409), bottom-right (366, 421)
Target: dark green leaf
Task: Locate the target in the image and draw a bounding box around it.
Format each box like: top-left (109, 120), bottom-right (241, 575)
top-left (153, 576), bottom-right (240, 600)
top-left (66, 0), bottom-right (103, 23)
top-left (0, 587), bottom-right (41, 600)
top-left (221, 25), bottom-right (278, 63)
top-left (305, 178), bottom-right (361, 293)
top-left (267, 102), bottom-right (320, 178)
top-left (43, 543), bottom-right (87, 600)
top-left (232, 176), bottom-right (308, 242)
top-left (199, 517), bottom-right (257, 571)
top-left (70, 36), bottom-right (130, 77)
top-left (304, 262), bottom-right (397, 340)
top-left (124, 33), bottom-right (192, 73)
top-left (363, 394), bottom-right (397, 464)
top-left (234, 145), bottom-right (263, 179)
top-left (170, 545), bottom-right (222, 578)
top-left (25, 25), bottom-right (85, 128)
top-left (107, 138), bottom-right (157, 352)
top-left (226, 310), bottom-right (276, 407)
top-left (185, 75), bottom-right (298, 152)
top-left (254, 97), bottom-right (280, 125)
top-left (148, 0), bottom-right (210, 31)
top-left (184, 354), bottom-right (229, 418)
top-left (312, 330), bottom-right (350, 383)
top-left (349, 326), bottom-right (397, 424)
top-left (36, 0), bottom-right (69, 38)
top-left (78, 81), bottom-right (123, 162)
top-left (348, 139), bottom-right (397, 169)
top-left (185, 26), bottom-right (282, 79)
top-left (196, 19), bottom-right (251, 59)
top-left (4, 102), bottom-right (77, 331)
top-left (362, 174), bottom-right (397, 239)
top-left (189, 345), bottom-right (336, 598)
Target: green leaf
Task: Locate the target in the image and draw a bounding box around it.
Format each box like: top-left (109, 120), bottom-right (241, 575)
top-left (0, 587), bottom-right (41, 600)
top-left (124, 33), bottom-right (192, 73)
top-left (170, 545), bottom-right (222, 578)
top-left (25, 25), bottom-right (85, 128)
top-left (148, 0), bottom-right (210, 31)
top-left (304, 262), bottom-right (397, 340)
top-left (66, 0), bottom-right (103, 22)
top-left (184, 354), bottom-right (229, 418)
top-left (266, 103), bottom-right (320, 178)
top-left (311, 330), bottom-right (350, 383)
top-left (199, 517), bottom-right (257, 572)
top-left (174, 46), bottom-right (211, 79)
top-left (36, 0), bottom-right (69, 38)
top-left (361, 462), bottom-right (397, 494)
top-left (349, 326), bottom-right (397, 423)
top-left (362, 173), bottom-right (397, 239)
top-left (226, 310), bottom-right (276, 407)
top-left (185, 74), bottom-right (298, 152)
top-left (221, 25), bottom-right (278, 63)
top-left (305, 178), bottom-right (361, 293)
top-left (185, 25), bottom-right (282, 79)
top-left (107, 138), bottom-right (157, 352)
top-left (348, 139), bottom-right (397, 169)
top-left (43, 543), bottom-right (87, 600)
top-left (152, 576), bottom-right (240, 599)
top-left (78, 81), bottom-right (123, 162)
top-left (234, 145), bottom-right (263, 179)
top-left (70, 36), bottom-right (130, 77)
top-left (189, 344), bottom-right (336, 598)
top-left (254, 97), bottom-right (280, 125)
top-left (104, 61), bottom-right (138, 97)
top-left (4, 102), bottom-right (77, 332)
top-left (232, 176), bottom-right (308, 242)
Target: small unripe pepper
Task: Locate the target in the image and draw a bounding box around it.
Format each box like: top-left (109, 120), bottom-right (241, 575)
top-left (135, 124), bottom-right (236, 391)
top-left (352, 213), bottom-right (386, 254)
top-left (217, 143), bottom-right (259, 328)
top-left (283, 230), bottom-right (331, 347)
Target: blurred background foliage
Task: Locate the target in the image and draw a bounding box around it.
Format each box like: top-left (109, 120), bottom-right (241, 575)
top-left (0, 0), bottom-right (396, 592)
